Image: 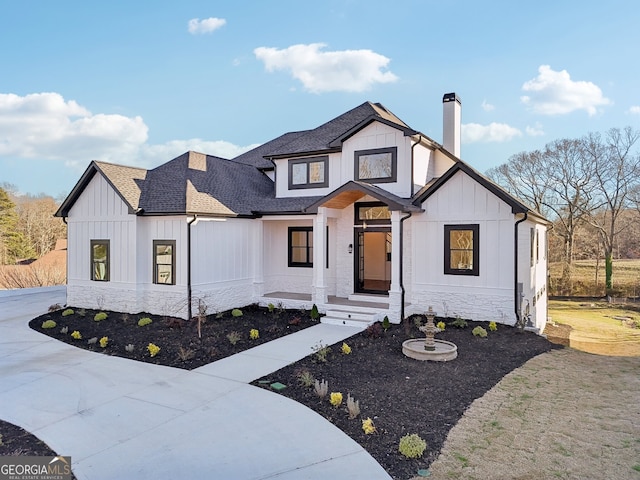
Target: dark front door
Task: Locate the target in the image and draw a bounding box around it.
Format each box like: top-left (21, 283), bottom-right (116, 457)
top-left (355, 229), bottom-right (391, 294)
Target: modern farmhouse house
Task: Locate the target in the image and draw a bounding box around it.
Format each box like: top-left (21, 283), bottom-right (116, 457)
top-left (56, 94), bottom-right (549, 332)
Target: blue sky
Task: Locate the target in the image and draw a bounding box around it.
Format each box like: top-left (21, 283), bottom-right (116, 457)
top-left (1, 0), bottom-right (639, 198)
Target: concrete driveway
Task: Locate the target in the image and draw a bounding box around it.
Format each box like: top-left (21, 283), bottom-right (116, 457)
top-left (0, 287), bottom-right (391, 480)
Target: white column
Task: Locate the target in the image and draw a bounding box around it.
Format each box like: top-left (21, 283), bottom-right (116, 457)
top-left (313, 208), bottom-right (328, 305)
top-left (388, 210), bottom-right (402, 322)
top-left (252, 219), bottom-right (264, 300)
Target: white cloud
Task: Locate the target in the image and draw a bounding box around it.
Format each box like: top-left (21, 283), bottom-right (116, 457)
top-left (188, 17), bottom-right (226, 34)
top-left (0, 92), bottom-right (258, 170)
top-left (481, 100), bottom-right (495, 112)
top-left (525, 122), bottom-right (545, 137)
top-left (462, 122), bottom-right (523, 143)
top-left (521, 65), bottom-right (611, 116)
top-left (629, 106), bottom-right (640, 115)
top-left (254, 43), bottom-right (398, 93)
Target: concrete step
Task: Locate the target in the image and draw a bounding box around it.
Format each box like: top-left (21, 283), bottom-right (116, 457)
top-left (347, 294), bottom-right (389, 306)
top-left (321, 309), bottom-right (377, 327)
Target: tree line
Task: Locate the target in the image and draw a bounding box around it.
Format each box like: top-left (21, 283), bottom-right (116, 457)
top-left (487, 126), bottom-right (640, 296)
top-left (0, 184), bottom-right (67, 265)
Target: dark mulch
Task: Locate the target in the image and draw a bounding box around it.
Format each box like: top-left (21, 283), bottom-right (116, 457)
top-left (252, 318), bottom-right (561, 480)
top-left (29, 304), bottom-right (319, 370)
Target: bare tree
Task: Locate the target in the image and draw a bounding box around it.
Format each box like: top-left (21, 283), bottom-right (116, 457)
top-left (581, 127), bottom-right (640, 293)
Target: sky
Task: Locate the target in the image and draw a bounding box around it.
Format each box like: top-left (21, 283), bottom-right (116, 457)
top-left (1, 0), bottom-right (639, 199)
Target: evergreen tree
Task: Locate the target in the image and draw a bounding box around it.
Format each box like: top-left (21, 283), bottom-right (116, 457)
top-left (0, 188), bottom-right (33, 264)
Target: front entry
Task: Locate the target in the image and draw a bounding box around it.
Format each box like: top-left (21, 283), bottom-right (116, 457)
top-left (355, 230), bottom-right (391, 294)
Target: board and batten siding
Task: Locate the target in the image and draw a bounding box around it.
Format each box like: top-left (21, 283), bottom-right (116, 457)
top-left (65, 173), bottom-right (140, 311)
top-left (409, 170), bottom-right (517, 324)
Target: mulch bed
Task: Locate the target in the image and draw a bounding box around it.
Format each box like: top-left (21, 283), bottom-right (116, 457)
top-left (252, 318), bottom-right (561, 480)
top-left (29, 304), bottom-right (319, 370)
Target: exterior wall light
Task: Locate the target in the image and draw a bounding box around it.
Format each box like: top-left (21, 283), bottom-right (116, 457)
top-left (348, 244), bottom-right (353, 254)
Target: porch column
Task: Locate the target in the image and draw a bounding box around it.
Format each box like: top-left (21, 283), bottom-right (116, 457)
top-left (313, 207), bottom-right (328, 305)
top-left (252, 219), bottom-right (264, 300)
top-left (388, 210), bottom-right (403, 322)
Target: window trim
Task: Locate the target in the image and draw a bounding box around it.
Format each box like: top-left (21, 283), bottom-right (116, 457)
top-left (288, 226), bottom-right (313, 268)
top-left (354, 147), bottom-right (397, 183)
top-left (288, 156), bottom-right (329, 189)
top-left (153, 240), bottom-right (176, 285)
top-left (444, 224), bottom-right (479, 276)
top-left (90, 239), bottom-right (110, 282)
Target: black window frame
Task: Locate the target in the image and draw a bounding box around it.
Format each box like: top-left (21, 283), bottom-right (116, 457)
top-left (354, 201), bottom-right (392, 226)
top-left (354, 146), bottom-right (397, 183)
top-left (444, 224), bottom-right (479, 276)
top-left (288, 156), bottom-right (329, 189)
top-left (153, 240), bottom-right (176, 285)
top-left (288, 227), bottom-right (313, 268)
top-left (90, 239), bottom-right (110, 282)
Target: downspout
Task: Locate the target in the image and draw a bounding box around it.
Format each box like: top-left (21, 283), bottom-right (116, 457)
top-left (187, 214), bottom-right (198, 321)
top-left (410, 135), bottom-right (423, 197)
top-left (400, 211), bottom-right (412, 321)
top-left (514, 212), bottom-right (528, 328)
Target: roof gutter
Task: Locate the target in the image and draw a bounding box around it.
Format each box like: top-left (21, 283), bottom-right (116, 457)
top-left (400, 211), bottom-right (412, 321)
top-left (514, 212), bottom-right (528, 329)
top-left (187, 214), bottom-right (198, 321)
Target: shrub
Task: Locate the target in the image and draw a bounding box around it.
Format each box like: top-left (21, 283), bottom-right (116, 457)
top-left (399, 434), bottom-right (427, 458)
top-left (329, 392), bottom-right (343, 407)
top-left (249, 328), bottom-right (260, 340)
top-left (94, 312), bottom-right (108, 322)
top-left (289, 316), bottom-right (301, 326)
top-left (62, 309), bottom-right (74, 317)
top-left (296, 370), bottom-right (315, 388)
top-left (177, 346), bottom-right (195, 361)
top-left (99, 336), bottom-right (108, 348)
top-left (436, 321), bottom-right (446, 330)
top-left (231, 309), bottom-right (243, 317)
top-left (87, 337), bottom-right (97, 345)
top-left (382, 316), bottom-right (391, 331)
top-left (472, 326), bottom-right (488, 338)
top-left (347, 393), bottom-right (360, 419)
top-left (125, 344), bottom-right (135, 353)
top-left (310, 304), bottom-right (320, 320)
top-left (60, 326), bottom-right (68, 334)
top-left (362, 418), bottom-right (376, 435)
top-left (77, 308), bottom-right (86, 317)
top-left (41, 320), bottom-right (57, 329)
top-left (312, 342), bottom-right (331, 363)
top-left (267, 303), bottom-right (275, 313)
top-left (138, 317), bottom-right (152, 327)
top-left (227, 331), bottom-right (241, 345)
top-left (365, 322), bottom-right (383, 339)
top-left (341, 342), bottom-right (352, 355)
top-left (314, 379), bottom-right (328, 398)
top-left (147, 343), bottom-right (160, 357)
top-left (489, 321), bottom-right (498, 331)
top-left (450, 315), bottom-right (468, 328)
top-left (71, 330), bottom-right (82, 340)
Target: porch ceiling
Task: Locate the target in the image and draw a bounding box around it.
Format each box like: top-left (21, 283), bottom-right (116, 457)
top-left (321, 190), bottom-right (367, 209)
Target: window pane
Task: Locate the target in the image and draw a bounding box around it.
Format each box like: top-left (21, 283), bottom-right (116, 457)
top-left (450, 250), bottom-right (473, 270)
top-left (291, 247), bottom-right (307, 263)
top-left (291, 231), bottom-right (308, 247)
top-left (156, 265), bottom-right (172, 284)
top-left (94, 262), bottom-right (107, 280)
top-left (156, 244), bottom-right (173, 265)
top-left (308, 161), bottom-right (325, 184)
top-left (358, 153), bottom-right (392, 179)
top-left (93, 244), bottom-right (107, 262)
top-left (292, 163), bottom-right (307, 185)
top-left (358, 205), bottom-right (391, 220)
top-left (450, 230), bottom-right (473, 249)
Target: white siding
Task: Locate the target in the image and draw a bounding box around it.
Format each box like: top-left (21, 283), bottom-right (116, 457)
top-left (409, 170), bottom-right (516, 324)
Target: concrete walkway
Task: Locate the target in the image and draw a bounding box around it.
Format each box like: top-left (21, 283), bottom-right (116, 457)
top-left (0, 287), bottom-right (391, 480)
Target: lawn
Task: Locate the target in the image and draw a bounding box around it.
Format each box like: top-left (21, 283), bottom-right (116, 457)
top-left (547, 300), bottom-right (640, 356)
top-left (549, 258), bottom-right (640, 297)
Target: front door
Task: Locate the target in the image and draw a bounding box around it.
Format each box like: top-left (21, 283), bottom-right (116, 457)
top-left (355, 230), bottom-right (391, 294)
top-left (354, 201), bottom-right (392, 295)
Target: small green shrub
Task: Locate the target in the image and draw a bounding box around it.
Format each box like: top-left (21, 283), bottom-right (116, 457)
top-left (62, 309), bottom-right (74, 317)
top-left (267, 303), bottom-right (275, 313)
top-left (312, 342), bottom-right (331, 363)
top-left (226, 331), bottom-right (241, 345)
top-left (296, 369), bottom-right (315, 388)
top-left (472, 326), bottom-right (488, 338)
top-left (310, 304), bottom-right (320, 320)
top-left (399, 433), bottom-right (427, 458)
top-left (382, 316), bottom-right (391, 330)
top-left (138, 317), bottom-right (152, 327)
top-left (231, 309), bottom-right (243, 317)
top-left (42, 320), bottom-right (57, 329)
top-left (94, 312), bottom-right (108, 322)
top-left (450, 315), bottom-right (468, 328)
top-left (489, 321), bottom-right (498, 331)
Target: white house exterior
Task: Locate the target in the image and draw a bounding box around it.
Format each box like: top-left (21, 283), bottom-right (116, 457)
top-left (56, 94), bottom-right (549, 332)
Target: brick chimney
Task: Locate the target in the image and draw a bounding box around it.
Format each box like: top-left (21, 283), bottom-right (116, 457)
top-left (443, 93), bottom-right (461, 158)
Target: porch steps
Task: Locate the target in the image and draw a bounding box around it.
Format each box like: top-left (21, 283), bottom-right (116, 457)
top-left (321, 309), bottom-right (377, 328)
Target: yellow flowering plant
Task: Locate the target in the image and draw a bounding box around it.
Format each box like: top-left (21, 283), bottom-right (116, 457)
top-left (341, 342), bottom-right (351, 354)
top-left (71, 330), bottom-right (82, 340)
top-left (329, 392), bottom-right (343, 407)
top-left (489, 321), bottom-right (498, 331)
top-left (99, 336), bottom-right (109, 348)
top-left (362, 417), bottom-right (376, 435)
top-left (436, 321), bottom-right (446, 330)
top-left (249, 329), bottom-right (260, 340)
top-left (147, 343), bottom-right (160, 357)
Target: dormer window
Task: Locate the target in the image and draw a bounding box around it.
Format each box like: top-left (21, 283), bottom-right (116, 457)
top-left (288, 156), bottom-right (329, 189)
top-left (355, 147), bottom-right (397, 183)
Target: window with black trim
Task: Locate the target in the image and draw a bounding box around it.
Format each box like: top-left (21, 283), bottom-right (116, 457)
top-left (91, 239), bottom-right (110, 281)
top-left (288, 156), bottom-right (328, 189)
top-left (153, 240), bottom-right (176, 285)
top-left (354, 147), bottom-right (397, 183)
top-left (288, 227), bottom-right (313, 267)
top-left (444, 225), bottom-right (479, 276)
